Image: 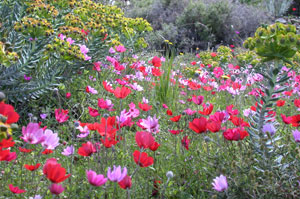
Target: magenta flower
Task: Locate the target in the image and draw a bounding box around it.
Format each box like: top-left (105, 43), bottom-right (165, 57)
top-left (40, 113), bottom-right (47, 119)
top-left (86, 170), bottom-right (107, 186)
top-left (55, 109), bottom-right (69, 123)
top-left (24, 75), bottom-right (32, 81)
top-left (49, 184), bottom-right (64, 195)
top-left (86, 86), bottom-right (98, 94)
top-left (140, 115), bottom-right (160, 133)
top-left (107, 165), bottom-right (127, 182)
top-left (262, 123), bottom-right (276, 136)
top-left (21, 123), bottom-right (46, 144)
top-left (115, 45), bottom-right (126, 53)
top-left (192, 95), bottom-right (204, 105)
top-left (58, 34), bottom-right (66, 40)
top-left (79, 44), bottom-right (89, 54)
top-left (61, 145), bottom-right (74, 156)
top-left (41, 129), bottom-right (59, 150)
top-left (127, 102), bottom-right (140, 118)
top-left (66, 37), bottom-right (74, 45)
top-left (212, 175), bottom-right (228, 192)
top-left (109, 47), bottom-right (116, 54)
top-left (293, 129), bottom-right (300, 142)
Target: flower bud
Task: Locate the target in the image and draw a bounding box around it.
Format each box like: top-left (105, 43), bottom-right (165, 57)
top-left (166, 171), bottom-right (174, 179)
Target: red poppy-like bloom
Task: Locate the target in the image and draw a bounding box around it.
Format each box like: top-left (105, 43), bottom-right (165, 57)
top-left (55, 109), bottom-right (69, 123)
top-left (207, 120), bottom-right (221, 133)
top-left (24, 163), bottom-right (41, 171)
top-left (281, 114), bottom-right (292, 124)
top-left (170, 115), bottom-right (181, 122)
top-left (290, 114), bottom-right (300, 127)
top-left (118, 175), bottom-right (132, 189)
top-left (211, 52), bottom-right (217, 57)
top-left (19, 147), bottom-right (33, 153)
top-left (43, 158), bottom-right (71, 183)
top-left (135, 131), bottom-right (155, 149)
top-left (9, 184), bottom-right (26, 194)
top-left (42, 149), bottom-right (53, 155)
top-left (114, 86), bottom-right (131, 99)
top-left (189, 117), bottom-right (207, 134)
top-left (149, 141), bottom-right (160, 151)
top-left (138, 103), bottom-right (152, 111)
top-left (0, 148), bottom-right (17, 161)
top-left (152, 68), bottom-right (162, 76)
top-left (181, 136), bottom-right (190, 150)
top-left (223, 128), bottom-right (249, 141)
top-left (133, 150), bottom-right (154, 167)
top-left (101, 136), bottom-right (119, 148)
top-left (88, 107), bottom-right (100, 117)
top-left (198, 103), bottom-right (214, 115)
top-left (230, 116), bottom-right (249, 127)
top-left (78, 141), bottom-right (97, 156)
top-left (151, 56), bottom-right (161, 67)
top-left (0, 137), bottom-right (15, 148)
top-left (169, 130), bottom-right (183, 135)
top-left (96, 116), bottom-right (118, 138)
top-left (0, 102), bottom-right (19, 124)
top-left (103, 81), bottom-right (114, 93)
top-left (294, 99), bottom-right (300, 108)
top-left (276, 100), bottom-right (285, 107)
top-left (166, 109), bottom-right (173, 116)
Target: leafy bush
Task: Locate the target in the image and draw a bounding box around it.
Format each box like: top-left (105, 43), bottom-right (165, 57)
top-left (0, 0), bottom-right (152, 104)
top-left (127, 0), bottom-right (270, 52)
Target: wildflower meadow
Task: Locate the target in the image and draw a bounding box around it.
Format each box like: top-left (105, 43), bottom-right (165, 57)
top-left (1, 0), bottom-right (300, 198)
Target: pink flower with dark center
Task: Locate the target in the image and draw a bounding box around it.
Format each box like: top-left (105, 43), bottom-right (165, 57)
top-left (41, 129), bottom-right (60, 150)
top-left (140, 115), bottom-right (160, 133)
top-left (21, 123), bottom-right (46, 144)
top-left (107, 165), bottom-right (127, 182)
top-left (212, 175), bottom-right (228, 192)
top-left (86, 170), bottom-right (107, 186)
top-left (55, 109), bottom-right (69, 123)
top-left (49, 184), bottom-right (64, 195)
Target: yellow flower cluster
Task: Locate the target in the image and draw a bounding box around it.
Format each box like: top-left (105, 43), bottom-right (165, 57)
top-left (26, 1), bottom-right (59, 19)
top-left (14, 17), bottom-right (54, 37)
top-left (46, 38), bottom-right (85, 61)
top-left (0, 41), bottom-right (19, 67)
top-left (235, 50), bottom-right (260, 66)
top-left (244, 23), bottom-right (300, 62)
top-left (24, 0), bottom-right (151, 47)
top-left (198, 46), bottom-right (233, 67)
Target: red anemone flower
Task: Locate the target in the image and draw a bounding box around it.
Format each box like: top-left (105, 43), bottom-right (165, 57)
top-left (151, 56), bottom-right (161, 67)
top-left (223, 128), bottom-right (249, 141)
top-left (135, 131), bottom-right (155, 149)
top-left (114, 86), bottom-right (131, 99)
top-left (276, 100), bottom-right (285, 107)
top-left (169, 130), bottom-right (183, 135)
top-left (24, 163), bottom-right (41, 171)
top-left (198, 103), bottom-right (214, 115)
top-left (189, 117), bottom-right (207, 134)
top-left (294, 99), bottom-right (300, 108)
top-left (9, 184), bottom-right (26, 194)
top-left (0, 102), bottom-right (19, 124)
top-left (118, 175), bottom-right (132, 189)
top-left (43, 158), bottom-right (71, 183)
top-left (207, 120), bottom-right (221, 133)
top-left (166, 109), bottom-right (173, 116)
top-left (133, 150), bottom-right (154, 167)
top-left (181, 136), bottom-right (190, 150)
top-left (78, 141), bottom-right (97, 156)
top-left (281, 114), bottom-right (292, 124)
top-left (149, 141), bottom-right (160, 151)
top-left (170, 115), bottom-right (181, 122)
top-left (138, 103), bottom-right (152, 111)
top-left (0, 137), bottom-right (15, 148)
